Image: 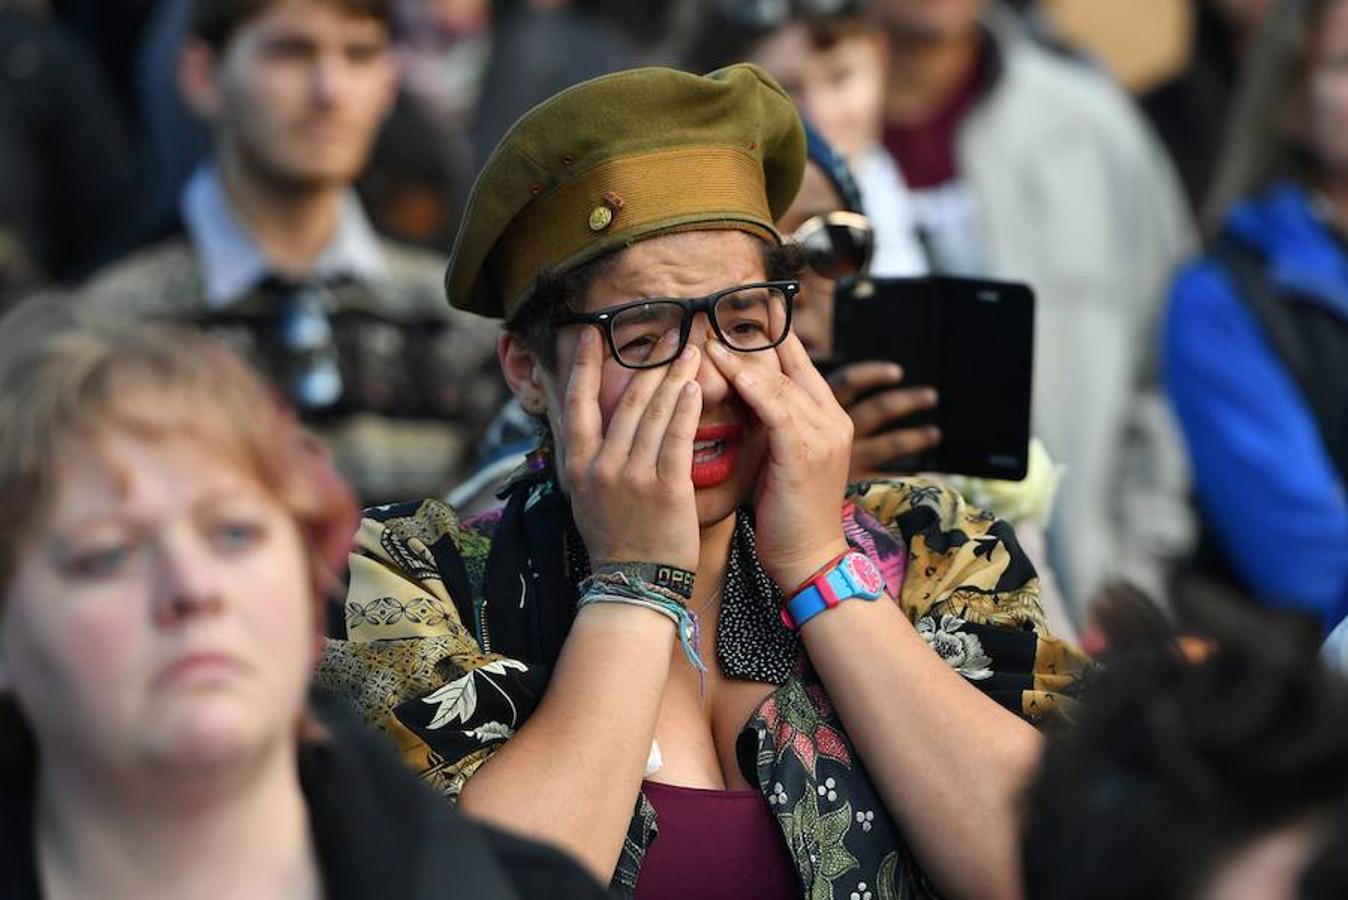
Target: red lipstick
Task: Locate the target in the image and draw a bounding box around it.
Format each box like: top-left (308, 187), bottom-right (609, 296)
top-left (691, 424), bottom-right (742, 489)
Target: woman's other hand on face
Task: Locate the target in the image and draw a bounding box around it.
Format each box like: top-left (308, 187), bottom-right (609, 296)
top-left (827, 361), bottom-right (941, 480)
top-left (559, 328), bottom-right (703, 573)
top-left (705, 333), bottom-right (851, 590)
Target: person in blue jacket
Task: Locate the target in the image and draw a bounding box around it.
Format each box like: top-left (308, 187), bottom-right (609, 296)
top-left (1165, 0), bottom-right (1348, 631)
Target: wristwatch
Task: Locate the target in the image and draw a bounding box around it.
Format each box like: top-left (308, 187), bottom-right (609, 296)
top-left (780, 551), bottom-right (885, 631)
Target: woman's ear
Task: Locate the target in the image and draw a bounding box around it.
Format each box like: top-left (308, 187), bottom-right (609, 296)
top-left (499, 332), bottom-right (549, 416)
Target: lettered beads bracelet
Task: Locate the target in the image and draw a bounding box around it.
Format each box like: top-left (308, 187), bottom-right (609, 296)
top-left (588, 561), bottom-right (696, 601)
top-left (577, 564), bottom-right (706, 678)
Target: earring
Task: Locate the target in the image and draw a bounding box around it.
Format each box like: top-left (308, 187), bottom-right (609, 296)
top-left (526, 417), bottom-right (554, 472)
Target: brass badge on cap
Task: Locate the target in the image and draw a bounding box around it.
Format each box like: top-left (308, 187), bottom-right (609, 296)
top-left (588, 191), bottom-right (625, 232)
top-left (588, 205), bottom-right (613, 231)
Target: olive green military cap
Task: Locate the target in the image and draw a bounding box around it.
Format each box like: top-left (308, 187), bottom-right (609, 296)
top-left (444, 63), bottom-right (806, 319)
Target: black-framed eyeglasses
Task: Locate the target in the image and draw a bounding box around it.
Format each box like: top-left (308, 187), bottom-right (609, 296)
top-left (559, 280), bottom-right (799, 369)
top-left (790, 211), bottom-right (874, 281)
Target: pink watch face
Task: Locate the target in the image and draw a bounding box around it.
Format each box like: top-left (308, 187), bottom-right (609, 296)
top-left (843, 553), bottom-right (884, 596)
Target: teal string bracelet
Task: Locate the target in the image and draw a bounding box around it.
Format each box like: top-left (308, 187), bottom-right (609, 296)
top-left (577, 572), bottom-right (707, 679)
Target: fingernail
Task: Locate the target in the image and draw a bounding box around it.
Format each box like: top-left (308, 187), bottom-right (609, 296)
top-left (890, 364), bottom-right (904, 379)
top-left (706, 341), bottom-right (726, 357)
top-left (662, 329), bottom-right (679, 345)
top-left (737, 371), bottom-right (757, 388)
top-left (926, 389), bottom-right (939, 403)
top-left (580, 328), bottom-right (595, 346)
top-left (683, 381), bottom-right (700, 396)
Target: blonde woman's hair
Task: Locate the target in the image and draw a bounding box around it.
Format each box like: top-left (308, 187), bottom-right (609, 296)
top-left (1203, 0), bottom-right (1336, 233)
top-left (0, 298), bottom-right (356, 754)
top-left (0, 297), bottom-right (357, 594)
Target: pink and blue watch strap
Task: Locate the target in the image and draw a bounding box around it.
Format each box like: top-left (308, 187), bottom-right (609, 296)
top-left (780, 551), bottom-right (885, 631)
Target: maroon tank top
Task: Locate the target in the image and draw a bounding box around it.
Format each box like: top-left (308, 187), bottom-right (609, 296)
top-left (633, 780), bottom-right (801, 900)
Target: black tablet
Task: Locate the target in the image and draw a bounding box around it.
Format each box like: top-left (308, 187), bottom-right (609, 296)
top-left (830, 275), bottom-right (1035, 480)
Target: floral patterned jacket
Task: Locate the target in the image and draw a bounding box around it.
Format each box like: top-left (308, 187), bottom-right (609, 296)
top-left (317, 477), bottom-right (1086, 898)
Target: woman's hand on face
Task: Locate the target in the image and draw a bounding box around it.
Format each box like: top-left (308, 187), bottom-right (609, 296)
top-left (706, 334), bottom-right (851, 590)
top-left (827, 362), bottom-right (941, 480)
top-left (559, 328), bottom-right (703, 573)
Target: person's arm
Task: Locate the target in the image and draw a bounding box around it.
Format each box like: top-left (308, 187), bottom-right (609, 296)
top-left (707, 335), bottom-right (1040, 900)
top-left (459, 603), bottom-right (675, 881)
top-left (1165, 263), bottom-right (1348, 623)
top-left (799, 595), bottom-right (1041, 900)
top-left (460, 328), bottom-right (705, 881)
top-left (329, 535), bottom-right (670, 886)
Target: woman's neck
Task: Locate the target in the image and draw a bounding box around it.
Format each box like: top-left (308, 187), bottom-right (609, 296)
top-left (692, 511), bottom-right (738, 615)
top-left (35, 740), bottom-right (321, 900)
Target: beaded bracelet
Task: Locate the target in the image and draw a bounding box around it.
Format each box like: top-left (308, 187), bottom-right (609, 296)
top-left (589, 562), bottom-right (696, 601)
top-left (584, 570), bottom-right (690, 609)
top-left (577, 572), bottom-right (707, 678)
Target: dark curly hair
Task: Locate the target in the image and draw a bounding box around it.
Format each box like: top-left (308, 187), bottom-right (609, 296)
top-left (505, 237), bottom-right (805, 370)
top-left (1022, 589), bottom-right (1348, 900)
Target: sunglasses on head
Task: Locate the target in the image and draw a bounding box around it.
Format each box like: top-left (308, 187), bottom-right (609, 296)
top-left (275, 282), bottom-right (344, 411)
top-left (789, 210), bottom-right (875, 281)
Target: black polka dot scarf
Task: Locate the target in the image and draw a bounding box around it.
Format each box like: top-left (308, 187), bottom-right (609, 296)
top-left (714, 511), bottom-right (799, 684)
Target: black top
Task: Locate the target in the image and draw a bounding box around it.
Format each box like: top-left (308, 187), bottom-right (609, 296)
top-left (0, 5), bottom-right (138, 283)
top-left (0, 694), bottom-right (608, 900)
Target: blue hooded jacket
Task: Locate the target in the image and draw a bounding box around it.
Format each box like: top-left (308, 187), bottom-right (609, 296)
top-left (1164, 181), bottom-right (1348, 629)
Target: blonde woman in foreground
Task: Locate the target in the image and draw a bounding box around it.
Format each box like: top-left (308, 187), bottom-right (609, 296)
top-left (0, 302), bottom-right (605, 900)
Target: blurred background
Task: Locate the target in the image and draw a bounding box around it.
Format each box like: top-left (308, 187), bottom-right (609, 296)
top-left (4, 0), bottom-right (1343, 640)
top-left (0, 0), bottom-right (1255, 298)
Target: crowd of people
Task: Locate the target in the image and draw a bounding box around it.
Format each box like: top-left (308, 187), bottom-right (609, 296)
top-left (0, 0), bottom-right (1346, 898)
